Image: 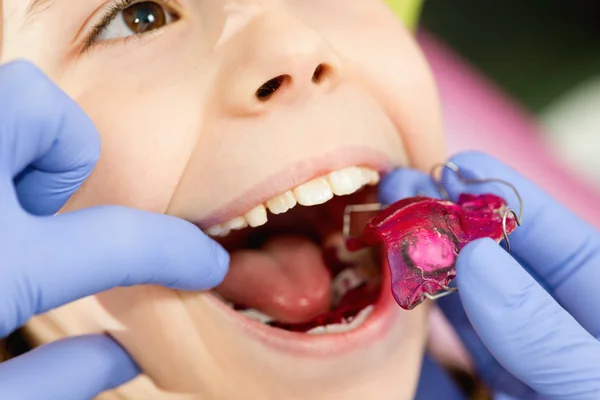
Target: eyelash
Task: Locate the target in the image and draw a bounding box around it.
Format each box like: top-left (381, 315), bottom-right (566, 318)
top-left (82, 0), bottom-right (171, 52)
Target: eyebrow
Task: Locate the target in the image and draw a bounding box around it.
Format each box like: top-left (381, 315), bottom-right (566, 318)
top-left (26, 0), bottom-right (54, 19)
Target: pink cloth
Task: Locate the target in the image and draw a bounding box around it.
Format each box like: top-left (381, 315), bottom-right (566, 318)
top-left (417, 32), bottom-right (600, 373)
top-left (419, 32), bottom-right (600, 227)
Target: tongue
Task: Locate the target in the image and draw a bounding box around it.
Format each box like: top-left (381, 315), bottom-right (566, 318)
top-left (215, 236), bottom-right (332, 323)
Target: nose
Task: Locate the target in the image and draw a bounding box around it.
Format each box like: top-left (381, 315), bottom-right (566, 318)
top-left (216, 9), bottom-right (341, 115)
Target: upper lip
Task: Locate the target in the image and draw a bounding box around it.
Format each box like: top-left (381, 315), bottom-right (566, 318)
top-left (197, 145), bottom-right (394, 228)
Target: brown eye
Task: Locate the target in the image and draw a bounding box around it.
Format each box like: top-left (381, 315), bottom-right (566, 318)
top-left (122, 2), bottom-right (167, 34)
top-left (91, 0), bottom-right (180, 44)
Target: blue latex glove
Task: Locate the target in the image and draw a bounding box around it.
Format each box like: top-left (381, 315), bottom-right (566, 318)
top-left (381, 152), bottom-right (600, 400)
top-left (0, 61), bottom-right (229, 400)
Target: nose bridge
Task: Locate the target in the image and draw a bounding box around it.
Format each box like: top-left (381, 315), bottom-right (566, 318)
top-left (218, 6), bottom-right (341, 114)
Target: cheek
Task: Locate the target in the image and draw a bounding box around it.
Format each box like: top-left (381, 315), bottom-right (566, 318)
top-left (56, 28), bottom-right (220, 213)
top-left (353, 40), bottom-right (445, 169)
top-left (62, 83), bottom-right (203, 213)
top-left (298, 2), bottom-right (446, 170)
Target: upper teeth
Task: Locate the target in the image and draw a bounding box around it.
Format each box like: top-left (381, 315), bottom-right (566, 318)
top-left (206, 166), bottom-right (380, 237)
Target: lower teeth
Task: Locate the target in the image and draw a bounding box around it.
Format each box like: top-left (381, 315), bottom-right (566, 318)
top-left (331, 266), bottom-right (370, 305)
top-left (306, 305), bottom-right (375, 335)
top-left (239, 308), bottom-right (275, 324)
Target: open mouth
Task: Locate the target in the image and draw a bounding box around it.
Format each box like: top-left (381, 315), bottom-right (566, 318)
top-left (204, 166), bottom-right (388, 336)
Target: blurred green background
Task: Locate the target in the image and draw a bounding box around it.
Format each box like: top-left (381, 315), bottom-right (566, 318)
top-left (421, 0), bottom-right (600, 112)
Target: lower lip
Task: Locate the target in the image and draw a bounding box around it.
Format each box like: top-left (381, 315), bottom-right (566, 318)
top-left (205, 259), bottom-right (401, 358)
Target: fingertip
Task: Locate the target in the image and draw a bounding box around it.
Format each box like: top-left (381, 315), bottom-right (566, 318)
top-left (441, 152), bottom-right (527, 214)
top-left (441, 152), bottom-right (491, 198)
top-left (77, 335), bottom-right (140, 389)
top-left (0, 334), bottom-right (140, 398)
top-left (0, 60), bottom-right (62, 121)
top-left (379, 168), bottom-right (438, 204)
top-left (0, 60), bottom-right (45, 84)
top-left (455, 238), bottom-right (501, 280)
top-left (0, 58), bottom-right (101, 207)
top-left (39, 206), bottom-right (230, 299)
top-left (197, 235), bottom-right (230, 289)
top-left (455, 238), bottom-right (553, 346)
top-left (457, 238), bottom-right (530, 294)
top-left (455, 238), bottom-right (522, 314)
top-left (157, 216), bottom-right (230, 291)
top-left (447, 151), bottom-right (494, 171)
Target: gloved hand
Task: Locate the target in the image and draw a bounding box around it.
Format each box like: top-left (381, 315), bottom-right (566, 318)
top-left (381, 152), bottom-right (600, 400)
top-left (0, 61), bottom-right (229, 400)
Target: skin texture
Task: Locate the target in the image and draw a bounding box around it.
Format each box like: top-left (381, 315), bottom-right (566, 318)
top-left (1, 0), bottom-right (445, 398)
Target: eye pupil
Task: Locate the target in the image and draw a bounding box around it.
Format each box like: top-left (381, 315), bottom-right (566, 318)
top-left (123, 2), bottom-right (166, 34)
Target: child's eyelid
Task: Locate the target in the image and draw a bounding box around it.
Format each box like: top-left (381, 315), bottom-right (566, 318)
top-left (72, 0), bottom-right (120, 47)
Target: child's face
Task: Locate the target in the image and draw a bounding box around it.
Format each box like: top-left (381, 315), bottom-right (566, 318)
top-left (5, 0), bottom-right (444, 398)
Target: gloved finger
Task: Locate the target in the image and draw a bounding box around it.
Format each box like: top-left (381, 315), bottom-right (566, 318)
top-left (378, 168), bottom-right (440, 204)
top-left (458, 239), bottom-right (600, 400)
top-left (1, 208), bottom-right (228, 335)
top-left (0, 60), bottom-right (100, 216)
top-left (0, 334), bottom-right (138, 400)
top-left (440, 151), bottom-right (600, 337)
top-left (437, 289), bottom-right (538, 398)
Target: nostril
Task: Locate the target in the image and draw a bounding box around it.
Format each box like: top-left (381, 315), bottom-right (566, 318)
top-left (311, 64), bottom-right (328, 83)
top-left (255, 75), bottom-right (290, 101)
